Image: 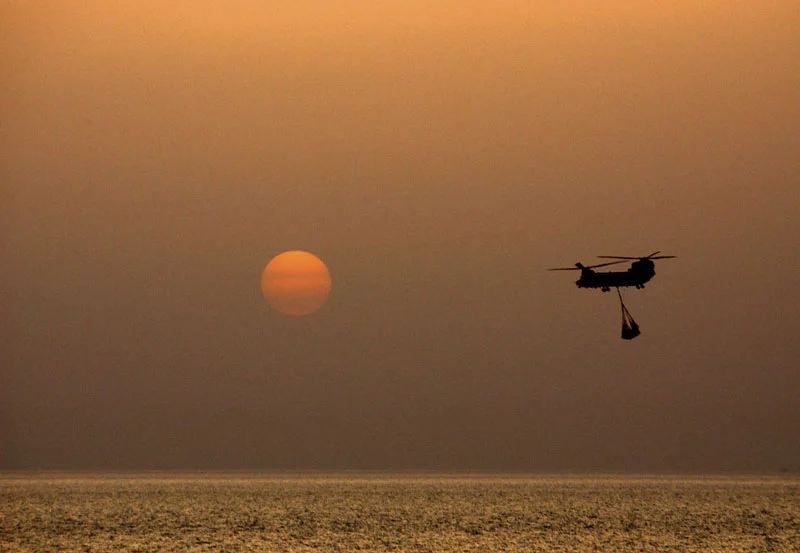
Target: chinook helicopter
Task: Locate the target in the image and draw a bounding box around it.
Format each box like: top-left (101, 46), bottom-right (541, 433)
top-left (549, 251), bottom-right (676, 292)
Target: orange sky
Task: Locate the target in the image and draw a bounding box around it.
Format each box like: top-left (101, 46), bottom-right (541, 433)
top-left (2, 1), bottom-right (799, 471)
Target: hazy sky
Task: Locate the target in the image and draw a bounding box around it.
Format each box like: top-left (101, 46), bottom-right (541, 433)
top-left (3, 1), bottom-right (799, 472)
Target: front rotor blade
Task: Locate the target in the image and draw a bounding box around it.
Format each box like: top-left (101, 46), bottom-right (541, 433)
top-left (649, 255), bottom-right (676, 260)
top-left (645, 250), bottom-right (662, 258)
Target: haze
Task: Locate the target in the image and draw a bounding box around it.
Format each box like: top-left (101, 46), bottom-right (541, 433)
top-left (2, 1), bottom-right (798, 472)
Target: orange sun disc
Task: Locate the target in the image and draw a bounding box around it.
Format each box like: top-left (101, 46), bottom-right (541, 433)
top-left (261, 251), bottom-right (332, 316)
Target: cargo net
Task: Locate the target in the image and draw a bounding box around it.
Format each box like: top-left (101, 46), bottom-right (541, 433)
top-left (617, 288), bottom-right (641, 340)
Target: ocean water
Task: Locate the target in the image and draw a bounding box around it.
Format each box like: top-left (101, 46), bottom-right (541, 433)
top-left (1, 473), bottom-right (798, 552)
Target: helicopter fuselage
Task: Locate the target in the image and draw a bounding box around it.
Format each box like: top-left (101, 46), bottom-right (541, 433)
top-left (576, 259), bottom-right (656, 291)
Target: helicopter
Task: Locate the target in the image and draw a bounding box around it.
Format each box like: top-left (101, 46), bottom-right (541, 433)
top-left (549, 251), bottom-right (676, 292)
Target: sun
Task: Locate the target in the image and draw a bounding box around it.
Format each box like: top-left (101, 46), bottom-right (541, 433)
top-left (261, 251), bottom-right (332, 316)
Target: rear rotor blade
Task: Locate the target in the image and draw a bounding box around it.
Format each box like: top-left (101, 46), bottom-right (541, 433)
top-left (599, 252), bottom-right (675, 261)
top-left (586, 260), bottom-right (629, 269)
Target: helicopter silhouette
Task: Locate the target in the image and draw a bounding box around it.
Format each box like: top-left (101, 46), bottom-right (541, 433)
top-left (549, 251), bottom-right (675, 292)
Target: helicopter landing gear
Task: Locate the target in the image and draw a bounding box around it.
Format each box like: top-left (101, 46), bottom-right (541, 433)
top-left (601, 286), bottom-right (611, 292)
top-left (635, 284), bottom-right (645, 289)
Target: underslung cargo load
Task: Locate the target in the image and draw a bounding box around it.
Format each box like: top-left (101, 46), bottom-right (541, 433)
top-left (617, 288), bottom-right (640, 340)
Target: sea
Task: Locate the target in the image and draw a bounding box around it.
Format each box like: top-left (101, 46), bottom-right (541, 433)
top-left (2, 473), bottom-right (798, 552)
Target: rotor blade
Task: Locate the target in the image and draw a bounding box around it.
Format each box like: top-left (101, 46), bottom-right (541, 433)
top-left (598, 253), bottom-right (674, 261)
top-left (586, 259), bottom-right (629, 269)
